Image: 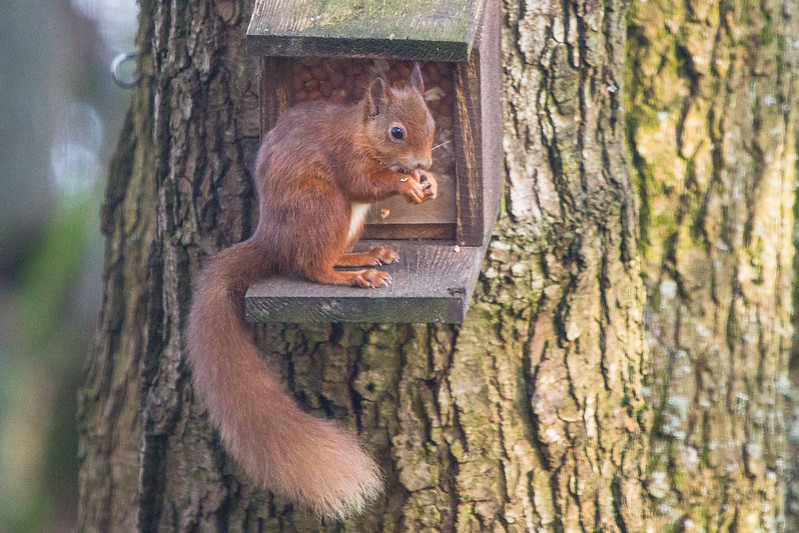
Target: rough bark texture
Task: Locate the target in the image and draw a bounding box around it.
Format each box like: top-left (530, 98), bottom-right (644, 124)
top-left (77, 0), bottom-right (649, 530)
top-left (626, 0), bottom-right (798, 530)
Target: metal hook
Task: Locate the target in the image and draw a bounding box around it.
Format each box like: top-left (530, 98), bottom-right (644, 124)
top-left (110, 52), bottom-right (141, 89)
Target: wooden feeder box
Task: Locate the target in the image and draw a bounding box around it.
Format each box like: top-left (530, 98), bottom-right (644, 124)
top-left (244, 0), bottom-right (500, 323)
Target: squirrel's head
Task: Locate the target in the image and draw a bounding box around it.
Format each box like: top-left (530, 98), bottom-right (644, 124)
top-left (362, 63), bottom-right (435, 173)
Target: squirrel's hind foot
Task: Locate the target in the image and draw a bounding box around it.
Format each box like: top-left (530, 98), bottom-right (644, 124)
top-left (354, 269), bottom-right (391, 288)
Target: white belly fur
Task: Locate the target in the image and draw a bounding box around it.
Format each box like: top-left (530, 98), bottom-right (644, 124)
top-left (348, 202), bottom-right (370, 243)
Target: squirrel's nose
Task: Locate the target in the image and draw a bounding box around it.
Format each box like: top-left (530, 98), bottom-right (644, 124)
top-left (415, 157), bottom-right (432, 170)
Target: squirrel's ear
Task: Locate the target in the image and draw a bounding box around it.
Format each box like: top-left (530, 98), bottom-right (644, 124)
top-left (410, 62), bottom-right (424, 93)
top-left (365, 77), bottom-right (388, 119)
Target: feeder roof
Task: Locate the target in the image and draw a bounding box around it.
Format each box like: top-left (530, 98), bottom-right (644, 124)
top-left (247, 0), bottom-right (487, 61)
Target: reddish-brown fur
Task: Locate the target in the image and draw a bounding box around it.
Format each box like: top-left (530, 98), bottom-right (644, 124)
top-left (187, 64), bottom-right (435, 518)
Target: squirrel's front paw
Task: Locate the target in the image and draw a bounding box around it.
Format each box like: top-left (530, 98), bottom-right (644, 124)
top-left (412, 170), bottom-right (438, 201)
top-left (399, 176), bottom-right (426, 204)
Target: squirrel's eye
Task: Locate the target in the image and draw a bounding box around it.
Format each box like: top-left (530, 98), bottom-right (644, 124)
top-left (391, 126), bottom-right (405, 140)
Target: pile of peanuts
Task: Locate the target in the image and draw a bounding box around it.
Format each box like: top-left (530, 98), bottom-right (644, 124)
top-left (291, 58), bottom-right (455, 180)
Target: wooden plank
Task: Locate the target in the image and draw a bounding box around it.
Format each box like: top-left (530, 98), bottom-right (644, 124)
top-left (453, 44), bottom-right (484, 246)
top-left (245, 240), bottom-right (484, 323)
top-left (477, 0), bottom-right (502, 243)
top-left (362, 223), bottom-right (455, 240)
top-left (247, 0), bottom-right (486, 62)
top-left (260, 57), bottom-right (294, 133)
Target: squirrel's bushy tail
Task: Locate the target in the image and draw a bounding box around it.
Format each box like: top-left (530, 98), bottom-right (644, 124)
top-left (186, 241), bottom-right (382, 518)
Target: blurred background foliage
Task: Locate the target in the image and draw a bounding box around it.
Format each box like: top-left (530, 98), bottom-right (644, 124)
top-left (0, 0), bottom-right (137, 531)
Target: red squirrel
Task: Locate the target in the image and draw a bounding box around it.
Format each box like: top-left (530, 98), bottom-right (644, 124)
top-left (186, 63), bottom-right (437, 518)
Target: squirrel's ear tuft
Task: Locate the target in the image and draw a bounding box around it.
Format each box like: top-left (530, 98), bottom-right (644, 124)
top-left (410, 62), bottom-right (424, 93)
top-left (365, 77), bottom-right (388, 118)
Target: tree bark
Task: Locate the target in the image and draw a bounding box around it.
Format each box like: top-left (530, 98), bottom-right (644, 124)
top-left (77, 0), bottom-right (649, 530)
top-left (626, 0), bottom-right (798, 530)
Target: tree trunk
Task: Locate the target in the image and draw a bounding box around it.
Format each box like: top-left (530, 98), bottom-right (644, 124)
top-left (626, 0), bottom-right (798, 530)
top-left (78, 0), bottom-right (648, 530)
